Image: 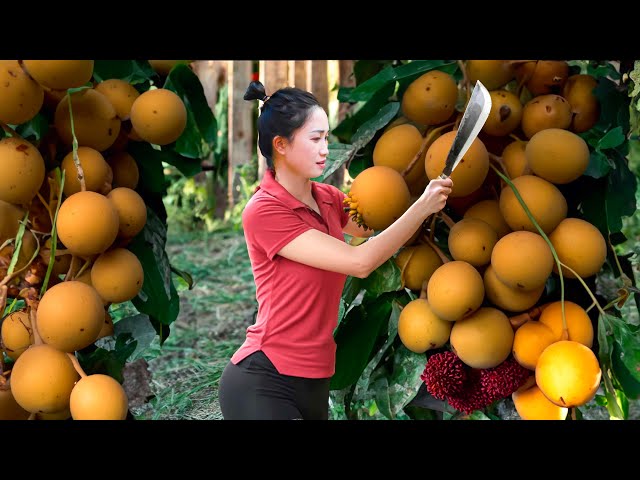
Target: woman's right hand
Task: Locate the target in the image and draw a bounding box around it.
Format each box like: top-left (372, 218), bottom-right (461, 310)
top-left (419, 177), bottom-right (454, 215)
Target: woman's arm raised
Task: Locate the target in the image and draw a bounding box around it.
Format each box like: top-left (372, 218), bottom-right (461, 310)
top-left (277, 177), bottom-right (453, 278)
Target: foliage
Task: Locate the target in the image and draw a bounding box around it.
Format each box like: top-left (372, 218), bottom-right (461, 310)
top-left (327, 59), bottom-right (640, 420)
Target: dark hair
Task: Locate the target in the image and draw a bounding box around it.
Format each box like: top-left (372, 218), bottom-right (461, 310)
top-left (244, 80), bottom-right (321, 170)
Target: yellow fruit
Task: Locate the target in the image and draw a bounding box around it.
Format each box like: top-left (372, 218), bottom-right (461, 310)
top-left (0, 137), bottom-right (45, 205)
top-left (107, 151), bottom-right (139, 189)
top-left (425, 130), bottom-right (489, 197)
top-left (501, 140), bottom-right (531, 179)
top-left (96, 311), bottom-right (114, 340)
top-left (427, 261), bottom-right (485, 322)
top-left (0, 200), bottom-right (25, 244)
top-left (1, 310), bottom-right (33, 360)
top-left (107, 187), bottom-right (147, 239)
top-left (70, 374), bottom-right (128, 420)
top-left (94, 78), bottom-right (140, 120)
top-left (450, 307), bottom-right (514, 369)
top-left (521, 94), bottom-right (572, 139)
top-left (0, 384), bottom-right (31, 420)
top-left (563, 74), bottom-right (600, 133)
top-left (397, 299), bottom-right (452, 353)
top-left (36, 407), bottom-right (72, 420)
top-left (484, 265), bottom-right (545, 312)
top-left (22, 60), bottom-right (94, 90)
top-left (537, 300), bottom-right (594, 348)
top-left (512, 321), bottom-right (556, 370)
top-left (536, 340), bottom-right (601, 407)
top-left (10, 344), bottom-right (80, 414)
top-left (61, 146), bottom-right (111, 196)
top-left (74, 268), bottom-right (108, 306)
top-left (130, 88), bottom-right (187, 145)
top-left (401, 70), bottom-right (458, 126)
top-left (0, 60), bottom-right (44, 125)
top-left (512, 383), bottom-right (568, 420)
top-left (91, 248), bottom-right (144, 303)
top-left (463, 199), bottom-right (511, 238)
top-left (373, 124), bottom-right (426, 187)
top-left (54, 88), bottom-right (122, 152)
top-left (491, 231), bottom-right (553, 291)
top-left (395, 243), bottom-right (443, 291)
top-left (346, 166), bottom-right (410, 231)
top-left (499, 175), bottom-right (567, 234)
top-left (448, 218), bottom-right (498, 267)
top-left (548, 217), bottom-right (607, 279)
top-left (526, 128), bottom-right (590, 184)
top-left (56, 191), bottom-right (120, 257)
top-left (467, 60), bottom-right (515, 90)
top-left (36, 281), bottom-right (105, 352)
top-left (482, 90), bottom-right (522, 137)
top-left (516, 60), bottom-right (569, 96)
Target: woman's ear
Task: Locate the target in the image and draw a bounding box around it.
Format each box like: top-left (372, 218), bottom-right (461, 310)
top-left (273, 135), bottom-right (287, 155)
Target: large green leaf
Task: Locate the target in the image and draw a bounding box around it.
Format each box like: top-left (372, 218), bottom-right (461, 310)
top-left (331, 292), bottom-right (395, 390)
top-left (14, 112), bottom-right (48, 140)
top-left (584, 150), bottom-right (612, 178)
top-left (129, 208), bottom-right (180, 343)
top-left (127, 142), bottom-right (168, 194)
top-left (113, 313), bottom-right (158, 361)
top-left (164, 64), bottom-right (217, 160)
top-left (388, 344), bottom-right (428, 418)
top-left (350, 101), bottom-right (400, 150)
top-left (92, 60), bottom-right (155, 85)
top-left (315, 143), bottom-right (355, 183)
top-left (128, 140), bottom-right (202, 178)
top-left (77, 333), bottom-right (138, 383)
top-left (598, 126), bottom-right (625, 150)
top-left (594, 77), bottom-right (630, 133)
top-left (597, 315), bottom-right (627, 419)
top-left (341, 258), bottom-right (402, 308)
top-left (606, 151), bottom-right (637, 233)
top-left (602, 313), bottom-right (640, 385)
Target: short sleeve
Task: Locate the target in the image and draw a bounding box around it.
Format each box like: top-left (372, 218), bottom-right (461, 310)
top-left (242, 197), bottom-right (313, 260)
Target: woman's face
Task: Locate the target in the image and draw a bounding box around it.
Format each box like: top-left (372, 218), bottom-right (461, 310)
top-left (279, 107), bottom-right (329, 178)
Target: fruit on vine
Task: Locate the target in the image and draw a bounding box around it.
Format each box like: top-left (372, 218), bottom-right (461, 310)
top-left (10, 344), bottom-right (80, 413)
top-left (401, 70), bottom-right (458, 126)
top-left (70, 374), bottom-right (128, 420)
top-left (425, 130), bottom-right (489, 197)
top-left (483, 265), bottom-right (545, 312)
top-left (373, 123), bottom-right (426, 187)
top-left (515, 60), bottom-right (569, 96)
top-left (94, 78), bottom-right (140, 120)
top-left (521, 94), bottom-right (572, 139)
top-left (491, 231), bottom-right (553, 291)
top-left (526, 128), bottom-right (590, 184)
top-left (499, 175), bottom-right (567, 234)
top-left (548, 217), bottom-right (607, 279)
top-left (60, 146), bottom-right (111, 196)
top-left (512, 383), bottom-right (568, 420)
top-left (466, 60), bottom-right (515, 90)
top-left (0, 385), bottom-right (31, 420)
top-left (562, 74), bottom-right (600, 133)
top-left (535, 340), bottom-right (601, 407)
top-left (397, 299), bottom-right (452, 353)
top-left (0, 60), bottom-right (44, 125)
top-left (130, 88), bottom-right (187, 145)
top-left (537, 300), bottom-right (594, 348)
top-left (447, 217), bottom-right (498, 267)
top-left (482, 90), bottom-right (522, 137)
top-left (22, 60), bottom-right (94, 90)
top-left (426, 260), bottom-right (485, 322)
top-left (500, 140), bottom-right (531, 179)
top-left (344, 166), bottom-right (410, 231)
top-left (394, 243), bottom-right (443, 291)
top-left (107, 187), bottom-right (147, 239)
top-left (91, 248), bottom-right (144, 303)
top-left (450, 307), bottom-right (514, 369)
top-left (463, 199), bottom-right (511, 238)
top-left (512, 321), bottom-right (556, 370)
top-left (107, 151), bottom-right (139, 189)
top-left (56, 191), bottom-right (120, 257)
top-left (0, 137), bottom-right (45, 205)
top-left (37, 280), bottom-right (105, 352)
top-left (1, 309), bottom-right (33, 360)
top-left (54, 88), bottom-right (122, 152)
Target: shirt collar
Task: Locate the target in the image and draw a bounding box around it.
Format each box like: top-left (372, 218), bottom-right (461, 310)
top-left (257, 169), bottom-right (334, 210)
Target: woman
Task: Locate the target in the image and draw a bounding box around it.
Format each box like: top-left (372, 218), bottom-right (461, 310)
top-left (218, 80), bottom-right (453, 420)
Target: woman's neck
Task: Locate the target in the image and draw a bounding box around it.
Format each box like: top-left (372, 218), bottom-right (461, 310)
top-left (273, 166), bottom-right (313, 203)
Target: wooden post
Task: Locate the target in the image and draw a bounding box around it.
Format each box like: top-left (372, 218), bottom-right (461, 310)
top-left (307, 60), bottom-right (329, 113)
top-left (338, 60), bottom-right (356, 123)
top-left (288, 60), bottom-right (308, 88)
top-left (228, 60), bottom-right (254, 207)
top-left (257, 61), bottom-right (289, 180)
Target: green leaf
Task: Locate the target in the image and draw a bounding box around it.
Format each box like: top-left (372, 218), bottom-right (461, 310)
top-left (77, 333), bottom-right (138, 383)
top-left (14, 112), bottom-right (48, 141)
top-left (331, 292), bottom-right (395, 390)
top-left (597, 126), bottom-right (625, 150)
top-left (388, 345), bottom-right (428, 417)
top-left (602, 313), bottom-right (640, 384)
top-left (579, 177), bottom-right (609, 237)
top-left (171, 264), bottom-right (194, 290)
top-left (128, 207), bottom-right (180, 343)
top-left (584, 150), bottom-right (612, 178)
top-left (353, 60), bottom-right (392, 86)
top-left (361, 257), bottom-right (403, 296)
top-left (315, 143), bottom-right (355, 183)
top-left (606, 151), bottom-right (638, 233)
top-left (351, 102), bottom-right (400, 150)
top-left (372, 377), bottom-right (392, 419)
top-left (594, 77), bottom-right (630, 132)
top-left (113, 313), bottom-right (158, 361)
top-left (611, 343), bottom-right (640, 399)
top-left (347, 151), bottom-right (372, 180)
top-left (128, 140), bottom-right (201, 178)
top-left (92, 60), bottom-right (155, 85)
top-left (164, 64), bottom-right (217, 160)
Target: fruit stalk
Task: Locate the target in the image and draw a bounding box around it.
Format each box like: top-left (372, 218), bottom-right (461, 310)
top-left (420, 234), bottom-right (451, 265)
top-left (488, 152), bottom-right (510, 179)
top-left (66, 95), bottom-right (87, 192)
top-left (29, 307), bottom-right (43, 346)
top-left (67, 352), bottom-right (88, 379)
top-left (458, 60), bottom-right (471, 103)
top-left (508, 302), bottom-right (551, 330)
top-left (559, 262), bottom-right (606, 317)
top-left (0, 120), bottom-right (19, 138)
top-left (401, 122), bottom-right (455, 178)
top-left (40, 169), bottom-right (65, 297)
top-left (438, 211), bottom-right (455, 229)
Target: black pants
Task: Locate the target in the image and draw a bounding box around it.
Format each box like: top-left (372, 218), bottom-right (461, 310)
top-left (218, 350), bottom-right (330, 420)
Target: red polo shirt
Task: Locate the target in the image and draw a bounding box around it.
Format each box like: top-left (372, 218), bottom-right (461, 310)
top-left (231, 169), bottom-right (351, 378)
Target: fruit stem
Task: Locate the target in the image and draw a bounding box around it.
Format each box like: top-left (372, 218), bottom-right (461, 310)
top-left (36, 191), bottom-right (54, 226)
top-left (458, 60), bottom-right (471, 104)
top-left (420, 234), bottom-right (451, 264)
top-left (0, 121), bottom-right (20, 138)
top-left (401, 121), bottom-right (455, 178)
top-left (65, 255), bottom-right (79, 282)
top-left (509, 133), bottom-right (525, 144)
top-left (40, 169), bottom-right (65, 297)
top-left (74, 257), bottom-right (92, 280)
top-left (66, 93), bottom-right (87, 192)
top-left (27, 412), bottom-right (36, 420)
top-left (508, 302), bottom-right (551, 330)
top-left (489, 163), bottom-right (568, 335)
top-left (608, 237), bottom-right (632, 288)
top-left (0, 285), bottom-right (7, 320)
top-left (488, 152), bottom-right (510, 179)
top-left (67, 352), bottom-right (88, 378)
top-left (559, 261), bottom-right (607, 317)
top-left (438, 211), bottom-right (455, 229)
top-left (419, 279), bottom-right (428, 299)
top-left (427, 212), bottom-right (437, 241)
top-left (29, 306), bottom-right (43, 346)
